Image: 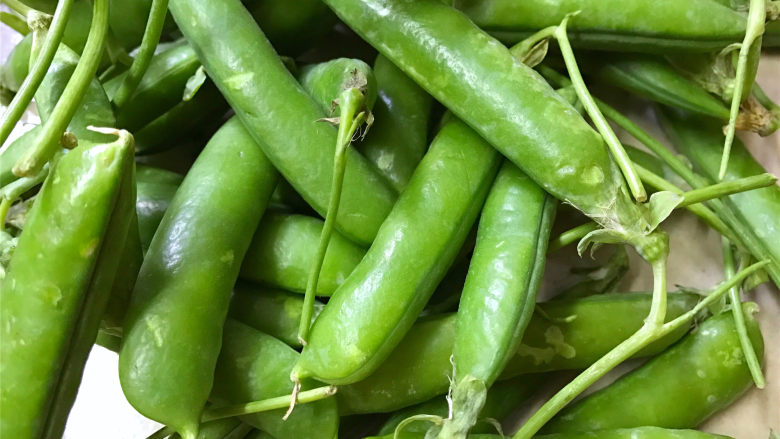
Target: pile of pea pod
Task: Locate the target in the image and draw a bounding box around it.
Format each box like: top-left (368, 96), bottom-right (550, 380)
top-left (1, 0), bottom-right (779, 438)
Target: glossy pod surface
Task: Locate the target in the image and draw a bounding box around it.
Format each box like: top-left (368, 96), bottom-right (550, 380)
top-left (295, 118), bottom-right (501, 385)
top-left (168, 0), bottom-right (397, 246)
top-left (134, 165), bottom-right (183, 253)
top-left (544, 309), bottom-right (764, 433)
top-left (119, 117), bottom-right (278, 438)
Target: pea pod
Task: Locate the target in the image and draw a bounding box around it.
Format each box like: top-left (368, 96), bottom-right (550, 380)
top-left (298, 57), bottom-right (377, 114)
top-left (359, 54), bottom-right (433, 192)
top-left (119, 117), bottom-right (278, 439)
top-left (367, 427), bottom-right (732, 439)
top-left (543, 308), bottom-right (763, 433)
top-left (454, 0), bottom-right (749, 52)
top-left (0, 132), bottom-right (134, 439)
top-left (108, 0), bottom-right (176, 50)
top-left (240, 213), bottom-right (366, 296)
top-left (211, 320), bottom-right (340, 439)
top-left (294, 118), bottom-right (501, 385)
top-left (338, 293), bottom-right (698, 414)
top-left (170, 419), bottom-right (252, 439)
top-left (1, 33), bottom-right (32, 94)
top-left (168, 0), bottom-right (397, 246)
top-left (134, 164), bottom-right (183, 253)
top-left (243, 0), bottom-right (337, 56)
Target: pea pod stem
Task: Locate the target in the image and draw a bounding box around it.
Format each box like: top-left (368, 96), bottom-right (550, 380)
top-left (298, 87), bottom-right (369, 346)
top-left (1, 0), bottom-right (33, 18)
top-left (513, 258), bottom-right (768, 438)
top-left (0, 0), bottom-right (73, 146)
top-left (548, 222), bottom-right (598, 253)
top-left (1, 11), bottom-right (30, 35)
top-left (678, 173), bottom-right (776, 207)
top-left (721, 238), bottom-right (765, 388)
top-left (720, 0), bottom-right (765, 180)
top-left (111, 0), bottom-right (169, 108)
top-left (13, 0), bottom-right (109, 177)
top-left (552, 16), bottom-right (647, 203)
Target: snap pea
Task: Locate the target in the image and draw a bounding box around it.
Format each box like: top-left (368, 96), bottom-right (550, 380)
top-left (119, 117), bottom-right (278, 439)
top-left (543, 308), bottom-right (764, 433)
top-left (337, 293), bottom-right (698, 415)
top-left (99, 212), bottom-right (142, 336)
top-left (294, 118), bottom-right (501, 385)
top-left (240, 212), bottom-right (366, 296)
top-left (134, 164), bottom-right (183, 253)
top-left (359, 54), bottom-right (433, 192)
top-left (367, 427), bottom-right (733, 439)
top-left (0, 33), bottom-right (32, 94)
top-left (211, 320), bottom-right (339, 439)
top-left (168, 0), bottom-right (397, 246)
top-left (0, 131), bottom-right (134, 439)
top-left (298, 57), bottom-right (377, 114)
top-left (454, 0), bottom-right (749, 52)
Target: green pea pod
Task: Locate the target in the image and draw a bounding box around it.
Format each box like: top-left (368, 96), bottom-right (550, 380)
top-left (0, 132), bottom-right (134, 439)
top-left (104, 40), bottom-right (200, 131)
top-left (240, 213), bottom-right (366, 296)
top-left (543, 308), bottom-right (763, 433)
top-left (1, 33), bottom-right (32, 94)
top-left (359, 54), bottom-right (433, 192)
top-left (366, 427), bottom-right (732, 439)
top-left (294, 118), bottom-right (500, 385)
top-left (1, 128), bottom-right (38, 187)
top-left (170, 418), bottom-right (251, 439)
top-left (108, 0), bottom-right (176, 50)
top-left (119, 117), bottom-right (278, 439)
top-left (100, 212), bottom-right (143, 335)
top-left (338, 293), bottom-right (698, 414)
top-left (376, 375), bottom-right (542, 436)
top-left (298, 57), bottom-right (377, 114)
top-left (169, 0), bottom-right (397, 246)
top-left (211, 320), bottom-right (340, 439)
top-left (243, 0), bottom-right (337, 56)
top-left (229, 284), bottom-right (325, 349)
top-left (659, 108), bottom-right (780, 287)
top-left (134, 164), bottom-right (183, 253)
top-left (454, 0), bottom-right (748, 52)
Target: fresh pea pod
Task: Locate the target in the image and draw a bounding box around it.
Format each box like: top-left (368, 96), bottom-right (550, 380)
top-left (211, 320), bottom-right (340, 439)
top-left (119, 117), bottom-right (278, 439)
top-left (169, 0), bottom-right (397, 246)
top-left (298, 57), bottom-right (377, 114)
top-left (294, 118), bottom-right (501, 385)
top-left (454, 0), bottom-right (749, 52)
top-left (100, 213), bottom-right (142, 336)
top-left (1, 131), bottom-right (134, 439)
top-left (134, 164), bottom-right (183, 253)
top-left (338, 293), bottom-right (698, 414)
top-left (367, 427), bottom-right (732, 439)
top-left (108, 0), bottom-right (176, 50)
top-left (1, 33), bottom-right (32, 94)
top-left (240, 212), bottom-right (366, 296)
top-left (359, 54), bottom-right (433, 192)
top-left (543, 308), bottom-right (763, 433)
top-left (229, 284), bottom-right (325, 349)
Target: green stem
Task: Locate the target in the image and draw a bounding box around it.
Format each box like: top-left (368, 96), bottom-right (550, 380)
top-left (752, 82), bottom-right (780, 112)
top-left (111, 0), bottom-right (169, 108)
top-left (678, 173), bottom-right (776, 207)
top-left (0, 0), bottom-right (73, 146)
top-left (548, 222), bottom-right (598, 253)
top-left (720, 0), bottom-right (765, 180)
top-left (0, 163), bottom-right (48, 202)
top-left (2, 0), bottom-right (33, 17)
top-left (1, 11), bottom-right (30, 35)
top-left (0, 198), bottom-right (10, 232)
top-left (551, 17), bottom-right (647, 202)
top-left (13, 0), bottom-right (109, 177)
top-left (510, 25), bottom-right (557, 61)
top-left (721, 238), bottom-right (765, 388)
top-left (297, 87), bottom-right (368, 345)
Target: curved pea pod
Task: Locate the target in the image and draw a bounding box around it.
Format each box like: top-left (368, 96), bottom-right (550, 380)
top-left (298, 57), bottom-right (377, 114)
top-left (359, 55), bottom-right (433, 192)
top-left (338, 293), bottom-right (698, 414)
top-left (229, 284), bottom-right (325, 349)
top-left (244, 0), bottom-right (337, 56)
top-left (454, 0), bottom-right (748, 52)
top-left (134, 164), bottom-right (183, 253)
top-left (294, 118), bottom-right (501, 385)
top-left (104, 40), bottom-right (200, 131)
top-left (321, 0), bottom-right (643, 233)
top-left (169, 0), bottom-right (397, 246)
top-left (1, 33), bottom-right (32, 94)
top-left (543, 308), bottom-right (764, 433)
top-left (366, 427), bottom-right (733, 439)
top-left (119, 117), bottom-right (279, 439)
top-left (659, 108), bottom-right (780, 287)
top-left (211, 320), bottom-right (340, 439)
top-left (240, 213), bottom-right (366, 296)
top-left (0, 133), bottom-right (135, 439)
top-left (376, 375), bottom-right (541, 436)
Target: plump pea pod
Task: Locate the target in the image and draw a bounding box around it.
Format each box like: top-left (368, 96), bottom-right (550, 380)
top-left (359, 54), bottom-right (433, 192)
top-left (119, 117), bottom-right (278, 439)
top-left (134, 164), bottom-right (183, 253)
top-left (1, 33), bottom-right (32, 93)
top-left (298, 57), bottom-right (377, 114)
top-left (1, 128), bottom-right (38, 187)
top-left (240, 212), bottom-right (366, 296)
top-left (322, 0), bottom-right (644, 234)
top-left (211, 320), bottom-right (339, 439)
top-left (367, 427), bottom-right (732, 439)
top-left (294, 118), bottom-right (501, 385)
top-left (543, 308), bottom-right (763, 433)
top-left (454, 0), bottom-right (748, 52)
top-left (338, 293), bottom-right (698, 414)
top-left (0, 131), bottom-right (134, 439)
top-left (169, 0), bottom-right (397, 246)
top-left (659, 108), bottom-right (780, 287)
top-left (376, 375), bottom-right (542, 436)
top-left (229, 284), bottom-right (325, 349)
